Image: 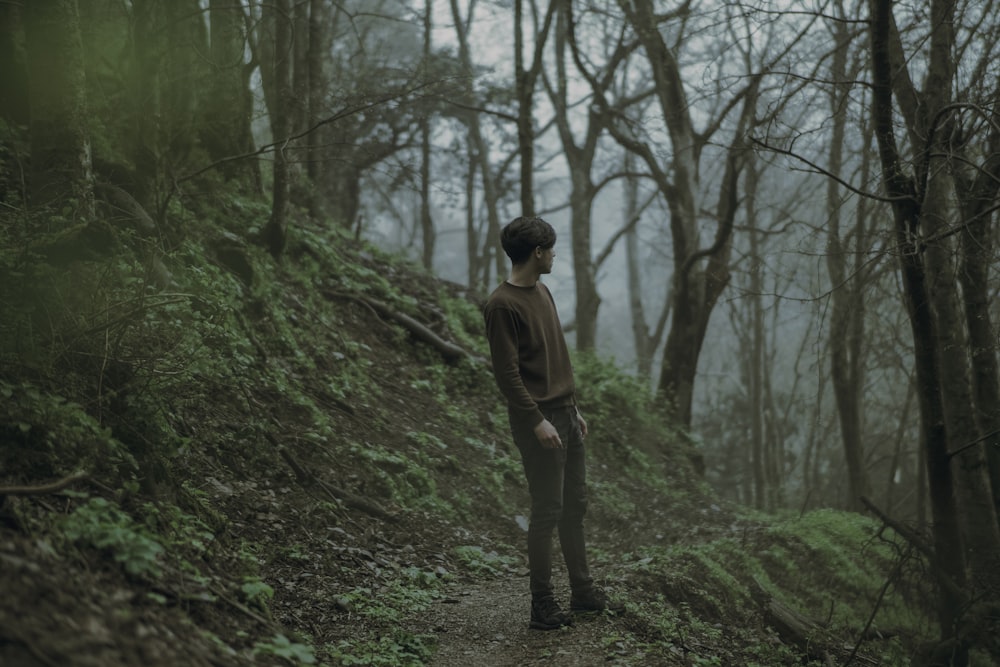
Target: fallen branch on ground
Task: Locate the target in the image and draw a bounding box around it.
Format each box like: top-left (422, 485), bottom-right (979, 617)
top-left (748, 577), bottom-right (879, 666)
top-left (266, 433), bottom-right (399, 524)
top-left (0, 471), bottom-right (90, 497)
top-left (324, 290), bottom-right (487, 366)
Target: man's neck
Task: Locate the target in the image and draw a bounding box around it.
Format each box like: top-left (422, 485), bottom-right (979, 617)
top-left (507, 264), bottom-right (540, 287)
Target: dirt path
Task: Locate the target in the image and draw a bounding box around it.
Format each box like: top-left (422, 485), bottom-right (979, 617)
top-left (407, 575), bottom-right (641, 667)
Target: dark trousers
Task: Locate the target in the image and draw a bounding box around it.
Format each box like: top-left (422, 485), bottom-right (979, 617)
top-left (510, 405), bottom-right (593, 601)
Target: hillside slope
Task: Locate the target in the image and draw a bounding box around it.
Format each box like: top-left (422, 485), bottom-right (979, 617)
top-left (1, 218), bottom-right (939, 666)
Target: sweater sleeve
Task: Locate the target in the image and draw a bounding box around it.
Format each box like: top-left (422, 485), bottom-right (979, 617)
top-left (483, 304), bottom-right (545, 427)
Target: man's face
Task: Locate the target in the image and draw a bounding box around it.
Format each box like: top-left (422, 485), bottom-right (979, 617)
top-left (537, 246), bottom-right (555, 274)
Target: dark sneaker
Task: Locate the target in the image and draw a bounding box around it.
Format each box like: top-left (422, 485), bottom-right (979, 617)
top-left (529, 597), bottom-right (573, 630)
top-left (570, 588), bottom-right (624, 615)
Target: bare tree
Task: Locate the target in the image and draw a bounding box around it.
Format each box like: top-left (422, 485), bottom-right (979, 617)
top-left (449, 0), bottom-right (507, 289)
top-left (568, 0), bottom-right (766, 426)
top-left (869, 0), bottom-right (1000, 657)
top-left (547, 1), bottom-right (632, 351)
top-left (824, 0), bottom-right (870, 511)
top-left (514, 0), bottom-right (556, 214)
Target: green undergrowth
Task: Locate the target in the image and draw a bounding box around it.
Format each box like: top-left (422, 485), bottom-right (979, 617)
top-left (618, 508), bottom-right (934, 665)
top-left (0, 202), bottom-right (947, 665)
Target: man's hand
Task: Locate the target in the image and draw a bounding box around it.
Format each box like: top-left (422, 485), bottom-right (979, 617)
top-left (534, 419), bottom-right (564, 449)
top-left (577, 410), bottom-right (588, 438)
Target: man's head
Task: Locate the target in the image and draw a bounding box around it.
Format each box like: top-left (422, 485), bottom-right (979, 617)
top-left (501, 216), bottom-right (556, 266)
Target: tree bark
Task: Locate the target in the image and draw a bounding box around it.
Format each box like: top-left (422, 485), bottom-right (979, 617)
top-left (419, 0), bottom-right (435, 270)
top-left (205, 0), bottom-right (255, 184)
top-left (449, 0), bottom-right (504, 288)
top-left (128, 0), bottom-right (163, 215)
top-left (514, 0), bottom-right (556, 215)
top-left (0, 4), bottom-right (29, 128)
top-left (623, 153), bottom-right (665, 379)
top-left (868, 0), bottom-right (969, 655)
top-left (24, 0), bottom-right (94, 215)
top-left (464, 138), bottom-right (482, 288)
top-left (825, 3), bottom-right (869, 511)
top-left (260, 0), bottom-right (293, 257)
top-left (916, 0), bottom-right (1000, 596)
top-left (748, 187), bottom-right (767, 510)
top-left (550, 2), bottom-right (630, 351)
top-left (953, 77), bottom-right (1000, 527)
top-left (514, 0), bottom-right (532, 214)
top-left (305, 0), bottom-right (328, 217)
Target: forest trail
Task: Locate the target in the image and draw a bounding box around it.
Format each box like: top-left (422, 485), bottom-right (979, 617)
top-left (405, 574), bottom-right (653, 667)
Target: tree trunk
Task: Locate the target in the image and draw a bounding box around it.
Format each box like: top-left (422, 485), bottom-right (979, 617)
top-left (918, 0), bottom-right (1000, 596)
top-left (743, 156), bottom-right (767, 510)
top-left (869, 0), bottom-right (968, 655)
top-left (291, 0), bottom-right (308, 137)
top-left (550, 4), bottom-right (605, 351)
top-left (306, 0), bottom-right (329, 219)
top-left (514, 0), bottom-right (533, 214)
top-left (0, 4), bottom-right (29, 128)
top-left (608, 0), bottom-right (750, 427)
top-left (163, 0), bottom-right (207, 173)
top-left (261, 0), bottom-right (292, 257)
top-left (954, 81), bottom-right (1000, 527)
top-left (128, 0), bottom-right (163, 215)
top-left (623, 154), bottom-right (661, 379)
top-left (449, 0), bottom-right (504, 287)
top-left (419, 0), bottom-right (435, 270)
top-left (513, 0), bottom-right (556, 216)
top-left (464, 140), bottom-right (481, 289)
top-left (923, 170), bottom-right (1000, 591)
top-left (826, 6), bottom-right (868, 511)
top-left (24, 0), bottom-right (94, 215)
top-left (205, 0), bottom-right (254, 183)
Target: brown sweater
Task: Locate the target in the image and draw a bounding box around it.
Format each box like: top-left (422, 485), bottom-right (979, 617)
top-left (483, 281), bottom-right (576, 427)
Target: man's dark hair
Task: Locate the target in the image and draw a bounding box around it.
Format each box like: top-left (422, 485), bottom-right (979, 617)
top-left (500, 216), bottom-right (556, 265)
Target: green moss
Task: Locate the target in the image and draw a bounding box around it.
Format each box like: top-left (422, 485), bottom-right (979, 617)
top-left (625, 507), bottom-right (933, 665)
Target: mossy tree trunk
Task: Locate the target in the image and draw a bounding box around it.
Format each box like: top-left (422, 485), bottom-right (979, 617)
top-left (128, 0), bottom-right (163, 215)
top-left (0, 4), bottom-right (29, 129)
top-left (204, 0), bottom-right (257, 186)
top-left (260, 0), bottom-right (293, 257)
top-left (305, 0), bottom-right (330, 219)
top-left (24, 0), bottom-right (94, 216)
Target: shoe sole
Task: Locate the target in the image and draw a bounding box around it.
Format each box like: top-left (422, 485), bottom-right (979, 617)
top-left (529, 619), bottom-right (573, 630)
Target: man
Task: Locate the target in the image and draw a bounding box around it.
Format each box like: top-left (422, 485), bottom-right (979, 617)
top-left (483, 216), bottom-right (620, 630)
